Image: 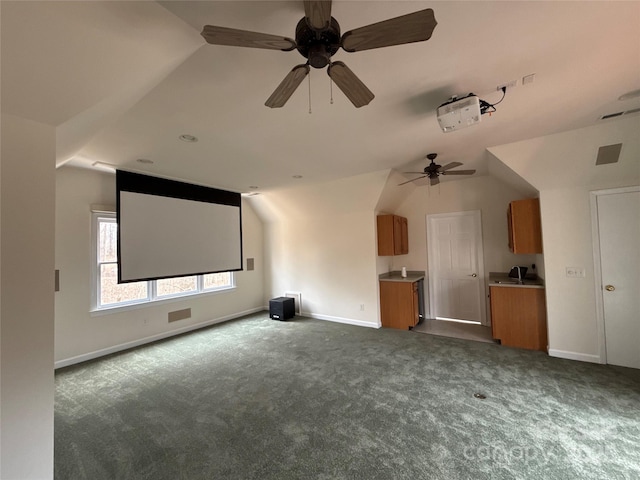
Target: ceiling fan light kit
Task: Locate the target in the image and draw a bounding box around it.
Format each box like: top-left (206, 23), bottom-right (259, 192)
top-left (200, 1), bottom-right (437, 108)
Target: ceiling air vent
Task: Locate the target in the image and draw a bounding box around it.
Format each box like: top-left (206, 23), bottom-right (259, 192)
top-left (600, 107), bottom-right (640, 120)
top-left (600, 111), bottom-right (624, 120)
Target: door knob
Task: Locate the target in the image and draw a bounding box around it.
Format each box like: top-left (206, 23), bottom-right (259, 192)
top-left (469, 273), bottom-right (477, 277)
top-left (605, 285), bottom-right (615, 292)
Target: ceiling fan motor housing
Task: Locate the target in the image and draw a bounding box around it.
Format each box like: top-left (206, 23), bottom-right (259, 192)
top-left (295, 17), bottom-right (341, 68)
top-left (425, 154), bottom-right (440, 175)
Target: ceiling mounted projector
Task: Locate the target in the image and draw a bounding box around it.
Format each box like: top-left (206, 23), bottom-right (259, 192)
top-left (437, 94), bottom-right (481, 132)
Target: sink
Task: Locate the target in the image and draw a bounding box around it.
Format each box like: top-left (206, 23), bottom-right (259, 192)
top-left (494, 280), bottom-right (522, 285)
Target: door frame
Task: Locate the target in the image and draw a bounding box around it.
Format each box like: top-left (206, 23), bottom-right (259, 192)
top-left (590, 185), bottom-right (640, 365)
top-left (426, 210), bottom-right (487, 325)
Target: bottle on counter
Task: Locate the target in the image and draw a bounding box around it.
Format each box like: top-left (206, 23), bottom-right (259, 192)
top-left (401, 267), bottom-right (407, 278)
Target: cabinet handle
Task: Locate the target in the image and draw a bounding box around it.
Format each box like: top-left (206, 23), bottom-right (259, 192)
top-left (605, 285), bottom-right (615, 292)
top-left (468, 273), bottom-right (477, 277)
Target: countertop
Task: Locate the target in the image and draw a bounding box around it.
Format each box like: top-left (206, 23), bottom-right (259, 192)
top-left (379, 271), bottom-right (425, 283)
top-left (380, 271), bottom-right (543, 287)
top-left (489, 272), bottom-right (544, 289)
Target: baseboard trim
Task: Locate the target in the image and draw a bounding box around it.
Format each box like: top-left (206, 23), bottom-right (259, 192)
top-left (55, 306), bottom-right (265, 369)
top-left (548, 349), bottom-right (602, 364)
top-left (303, 311), bottom-right (380, 329)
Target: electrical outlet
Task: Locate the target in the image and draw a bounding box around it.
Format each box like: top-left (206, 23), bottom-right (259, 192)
top-left (566, 267), bottom-right (585, 278)
top-left (360, 304), bottom-right (365, 311)
top-left (497, 80), bottom-right (517, 91)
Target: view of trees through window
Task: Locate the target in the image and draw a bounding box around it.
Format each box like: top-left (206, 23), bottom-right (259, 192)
top-left (96, 216), bottom-right (233, 308)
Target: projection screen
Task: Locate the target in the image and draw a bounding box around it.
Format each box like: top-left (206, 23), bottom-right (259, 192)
top-left (116, 170), bottom-right (243, 283)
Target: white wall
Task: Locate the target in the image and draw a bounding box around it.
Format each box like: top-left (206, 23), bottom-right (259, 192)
top-left (387, 175), bottom-right (539, 319)
top-left (489, 115), bottom-right (640, 362)
top-left (1, 113), bottom-right (55, 479)
top-left (55, 166), bottom-right (265, 365)
top-left (251, 170), bottom-right (389, 327)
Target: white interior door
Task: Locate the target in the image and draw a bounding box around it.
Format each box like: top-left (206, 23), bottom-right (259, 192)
top-left (427, 211), bottom-right (486, 324)
top-left (596, 189), bottom-right (640, 369)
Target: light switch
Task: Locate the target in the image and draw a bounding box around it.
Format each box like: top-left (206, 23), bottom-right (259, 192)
top-left (566, 267), bottom-right (585, 278)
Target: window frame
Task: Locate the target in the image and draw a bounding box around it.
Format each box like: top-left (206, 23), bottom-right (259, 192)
top-left (91, 211), bottom-right (235, 313)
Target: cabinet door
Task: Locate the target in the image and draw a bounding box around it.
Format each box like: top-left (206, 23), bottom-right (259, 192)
top-left (377, 215), bottom-right (394, 256)
top-left (380, 281), bottom-right (415, 329)
top-left (377, 215), bottom-right (409, 256)
top-left (509, 198), bottom-right (542, 254)
top-left (392, 216), bottom-right (409, 255)
top-left (490, 286), bottom-right (547, 351)
top-left (393, 216), bottom-right (404, 255)
top-left (507, 205), bottom-right (514, 251)
top-left (399, 217), bottom-right (409, 255)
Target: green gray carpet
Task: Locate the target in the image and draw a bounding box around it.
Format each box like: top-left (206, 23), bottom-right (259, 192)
top-left (55, 313), bottom-right (640, 479)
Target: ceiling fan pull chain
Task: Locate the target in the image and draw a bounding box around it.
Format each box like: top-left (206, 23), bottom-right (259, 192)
top-left (308, 71), bottom-right (312, 114)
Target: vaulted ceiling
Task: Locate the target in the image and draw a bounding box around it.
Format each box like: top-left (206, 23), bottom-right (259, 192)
top-left (2, 1), bottom-right (639, 193)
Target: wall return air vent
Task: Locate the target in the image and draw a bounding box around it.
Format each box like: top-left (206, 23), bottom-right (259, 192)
top-left (595, 143), bottom-right (622, 166)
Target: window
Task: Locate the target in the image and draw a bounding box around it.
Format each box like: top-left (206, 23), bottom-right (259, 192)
top-left (92, 212), bottom-right (234, 311)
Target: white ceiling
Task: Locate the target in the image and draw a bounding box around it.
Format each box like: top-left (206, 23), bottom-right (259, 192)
top-left (2, 1), bottom-right (639, 193)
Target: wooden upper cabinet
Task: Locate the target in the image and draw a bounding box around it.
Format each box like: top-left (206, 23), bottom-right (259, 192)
top-left (377, 214), bottom-right (408, 256)
top-left (508, 198), bottom-right (542, 254)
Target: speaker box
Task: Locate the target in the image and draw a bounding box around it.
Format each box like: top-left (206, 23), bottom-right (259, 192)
top-left (269, 296), bottom-right (295, 321)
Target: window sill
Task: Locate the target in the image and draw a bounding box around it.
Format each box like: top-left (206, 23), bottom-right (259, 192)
top-left (90, 286), bottom-right (236, 317)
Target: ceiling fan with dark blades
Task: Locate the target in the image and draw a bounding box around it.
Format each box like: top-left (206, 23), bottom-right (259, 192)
top-left (399, 153), bottom-right (476, 186)
top-left (200, 1), bottom-right (437, 108)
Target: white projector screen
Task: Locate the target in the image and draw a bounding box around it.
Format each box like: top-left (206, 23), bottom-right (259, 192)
top-left (116, 171), bottom-right (242, 283)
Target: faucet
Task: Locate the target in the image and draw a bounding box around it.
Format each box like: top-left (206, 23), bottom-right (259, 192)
top-left (512, 266), bottom-right (524, 284)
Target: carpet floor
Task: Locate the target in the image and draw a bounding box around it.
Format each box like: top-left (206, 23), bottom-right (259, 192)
top-left (55, 312), bottom-right (640, 479)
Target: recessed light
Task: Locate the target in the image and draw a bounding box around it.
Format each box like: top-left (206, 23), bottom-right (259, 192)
top-left (618, 89), bottom-right (640, 101)
top-left (136, 158), bottom-right (154, 164)
top-left (292, 175), bottom-right (303, 179)
top-left (178, 134), bottom-right (198, 143)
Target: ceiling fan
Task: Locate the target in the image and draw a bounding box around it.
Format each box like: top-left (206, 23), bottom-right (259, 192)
top-left (399, 153), bottom-right (476, 186)
top-left (200, 1), bottom-right (437, 108)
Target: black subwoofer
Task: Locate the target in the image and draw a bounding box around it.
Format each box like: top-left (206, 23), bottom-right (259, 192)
top-left (269, 297), bottom-right (295, 321)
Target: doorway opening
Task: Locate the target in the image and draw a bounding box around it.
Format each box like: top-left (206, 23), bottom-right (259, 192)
top-left (412, 318), bottom-right (494, 343)
top-left (418, 210), bottom-right (492, 343)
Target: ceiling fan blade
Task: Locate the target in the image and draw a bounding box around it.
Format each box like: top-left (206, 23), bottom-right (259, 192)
top-left (265, 65), bottom-right (310, 108)
top-left (430, 176), bottom-right (440, 186)
top-left (341, 8), bottom-right (437, 52)
top-left (327, 61), bottom-right (374, 107)
top-left (438, 162), bottom-right (463, 172)
top-left (398, 176), bottom-right (427, 186)
top-left (304, 0), bottom-right (332, 30)
top-left (403, 171), bottom-right (428, 175)
top-left (441, 169), bottom-right (476, 175)
top-left (201, 25), bottom-right (296, 51)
